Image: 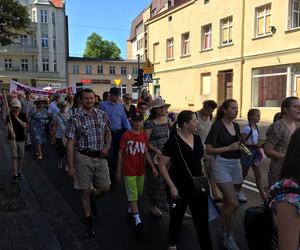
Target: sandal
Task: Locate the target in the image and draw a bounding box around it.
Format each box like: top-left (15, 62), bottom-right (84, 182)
top-left (37, 155), bottom-right (43, 160)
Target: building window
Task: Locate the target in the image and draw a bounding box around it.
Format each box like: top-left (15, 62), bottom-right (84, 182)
top-left (40, 10), bottom-right (48, 23)
top-left (73, 65), bottom-right (79, 74)
top-left (54, 59), bottom-right (57, 72)
top-left (153, 43), bottom-right (160, 63)
top-left (132, 67), bottom-right (138, 75)
top-left (168, 0), bottom-right (174, 8)
top-left (221, 16), bottom-right (233, 45)
top-left (135, 22), bottom-right (143, 36)
top-left (121, 84), bottom-right (127, 95)
top-left (20, 34), bottom-right (28, 46)
top-left (53, 36), bottom-right (56, 48)
top-left (202, 24), bottom-right (212, 50)
top-left (151, 8), bottom-right (157, 17)
top-left (181, 32), bottom-right (190, 56)
top-left (166, 38), bottom-right (174, 59)
top-left (4, 59), bottom-right (12, 69)
top-left (35, 58), bottom-right (38, 71)
top-left (204, 0), bottom-right (209, 4)
top-left (52, 12), bottom-right (55, 24)
top-left (255, 4), bottom-right (272, 37)
top-left (252, 66), bottom-right (288, 107)
top-left (97, 65), bottom-right (103, 74)
top-left (137, 38), bottom-right (143, 50)
top-left (42, 58), bottom-right (49, 72)
top-left (109, 66), bottom-right (115, 75)
top-left (289, 0), bottom-right (300, 29)
top-left (121, 66), bottom-right (127, 75)
top-left (32, 10), bottom-right (36, 22)
top-left (85, 65), bottom-right (92, 74)
top-left (41, 33), bottom-right (48, 48)
top-left (21, 59), bottom-right (29, 72)
top-left (201, 73), bottom-right (211, 95)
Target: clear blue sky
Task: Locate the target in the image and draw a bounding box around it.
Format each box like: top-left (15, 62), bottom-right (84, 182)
top-left (66, 0), bottom-right (150, 59)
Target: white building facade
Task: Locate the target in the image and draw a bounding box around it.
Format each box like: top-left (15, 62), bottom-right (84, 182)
top-left (0, 0), bottom-right (67, 90)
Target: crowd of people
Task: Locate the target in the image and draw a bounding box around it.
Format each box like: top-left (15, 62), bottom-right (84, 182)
top-left (2, 86), bottom-right (300, 250)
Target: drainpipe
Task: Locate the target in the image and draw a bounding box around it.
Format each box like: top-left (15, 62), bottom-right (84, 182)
top-left (239, 0), bottom-right (246, 118)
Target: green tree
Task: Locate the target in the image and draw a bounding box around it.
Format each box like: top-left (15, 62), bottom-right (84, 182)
top-left (0, 0), bottom-right (30, 46)
top-left (83, 33), bottom-right (121, 59)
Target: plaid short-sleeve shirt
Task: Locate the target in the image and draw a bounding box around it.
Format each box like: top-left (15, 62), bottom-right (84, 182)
top-left (66, 108), bottom-right (110, 151)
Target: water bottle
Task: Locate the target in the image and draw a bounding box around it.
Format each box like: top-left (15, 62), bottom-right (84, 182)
top-left (241, 143), bottom-right (252, 157)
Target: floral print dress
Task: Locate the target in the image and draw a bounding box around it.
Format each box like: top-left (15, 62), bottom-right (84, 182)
top-left (30, 109), bottom-right (49, 145)
top-left (265, 119), bottom-right (296, 186)
top-left (144, 119), bottom-right (169, 211)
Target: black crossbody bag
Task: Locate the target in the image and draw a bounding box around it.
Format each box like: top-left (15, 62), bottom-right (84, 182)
top-left (174, 135), bottom-right (210, 196)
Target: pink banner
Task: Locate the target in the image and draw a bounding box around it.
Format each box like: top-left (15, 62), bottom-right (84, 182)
top-left (9, 80), bottom-right (76, 95)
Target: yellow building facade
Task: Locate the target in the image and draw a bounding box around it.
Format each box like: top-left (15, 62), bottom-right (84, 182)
top-left (145, 0), bottom-right (300, 121)
top-left (67, 57), bottom-right (142, 100)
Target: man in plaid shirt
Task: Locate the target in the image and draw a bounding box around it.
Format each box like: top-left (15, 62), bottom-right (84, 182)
top-left (66, 88), bottom-right (111, 238)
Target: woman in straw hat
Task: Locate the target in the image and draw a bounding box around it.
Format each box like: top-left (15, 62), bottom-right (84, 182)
top-left (30, 97), bottom-right (49, 160)
top-left (144, 97), bottom-right (171, 216)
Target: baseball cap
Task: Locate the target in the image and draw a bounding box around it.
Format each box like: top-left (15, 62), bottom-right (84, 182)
top-left (11, 99), bottom-right (21, 108)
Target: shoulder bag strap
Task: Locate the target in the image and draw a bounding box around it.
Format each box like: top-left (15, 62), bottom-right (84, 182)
top-left (244, 124), bottom-right (253, 142)
top-left (174, 135), bottom-right (194, 178)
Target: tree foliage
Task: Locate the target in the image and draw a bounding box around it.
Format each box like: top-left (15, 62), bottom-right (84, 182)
top-left (0, 0), bottom-right (30, 46)
top-left (83, 33), bottom-right (121, 59)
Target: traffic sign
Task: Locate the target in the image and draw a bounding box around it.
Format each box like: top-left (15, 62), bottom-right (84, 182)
top-left (143, 59), bottom-right (154, 74)
top-left (114, 79), bottom-right (122, 86)
top-left (143, 73), bottom-right (153, 83)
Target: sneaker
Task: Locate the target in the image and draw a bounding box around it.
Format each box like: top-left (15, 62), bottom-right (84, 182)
top-left (85, 216), bottom-right (95, 238)
top-left (222, 234), bottom-right (240, 250)
top-left (236, 191), bottom-right (247, 203)
top-left (133, 222), bottom-right (143, 237)
top-left (184, 212), bottom-right (192, 219)
top-left (11, 175), bottom-right (19, 183)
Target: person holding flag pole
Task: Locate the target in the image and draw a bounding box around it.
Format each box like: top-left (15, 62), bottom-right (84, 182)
top-left (3, 91), bottom-right (28, 183)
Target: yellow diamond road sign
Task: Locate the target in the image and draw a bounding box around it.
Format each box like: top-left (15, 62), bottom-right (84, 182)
top-left (114, 79), bottom-right (122, 86)
top-left (143, 59), bottom-right (154, 74)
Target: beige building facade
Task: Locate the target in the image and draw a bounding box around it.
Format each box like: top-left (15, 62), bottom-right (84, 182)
top-left (144, 0), bottom-right (300, 121)
top-left (67, 57), bottom-right (142, 100)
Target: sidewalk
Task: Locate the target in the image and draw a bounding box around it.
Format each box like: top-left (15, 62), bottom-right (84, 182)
top-left (0, 120), bottom-right (101, 250)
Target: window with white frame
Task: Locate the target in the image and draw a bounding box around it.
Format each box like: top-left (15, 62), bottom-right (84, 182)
top-left (85, 65), bottom-right (92, 74)
top-left (72, 65), bottom-right (79, 74)
top-left (21, 59), bottom-right (29, 72)
top-left (42, 58), bottom-right (49, 71)
top-left (121, 66), bottom-right (127, 75)
top-left (252, 66), bottom-right (288, 107)
top-left (40, 10), bottom-right (48, 23)
top-left (166, 38), bottom-right (174, 59)
top-left (97, 65), bottom-right (103, 74)
top-left (4, 59), bottom-right (12, 69)
top-left (121, 84), bottom-right (127, 95)
top-left (181, 32), bottom-right (190, 56)
top-left (204, 0), bottom-right (209, 4)
top-left (109, 66), bottom-right (115, 75)
top-left (54, 59), bottom-right (57, 72)
top-left (221, 16), bottom-right (233, 45)
top-left (20, 34), bottom-right (28, 46)
top-left (255, 4), bottom-right (272, 37)
top-left (202, 24), bottom-right (212, 50)
top-left (135, 22), bottom-right (143, 36)
top-left (289, 0), bottom-right (300, 29)
top-left (153, 43), bottom-right (160, 63)
top-left (32, 10), bottom-right (36, 22)
top-left (132, 67), bottom-right (138, 75)
top-left (137, 38), bottom-right (143, 50)
top-left (201, 73), bottom-right (211, 95)
top-left (41, 33), bottom-right (48, 48)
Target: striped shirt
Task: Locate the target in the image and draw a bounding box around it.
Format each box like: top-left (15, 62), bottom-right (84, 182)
top-left (66, 108), bottom-right (110, 151)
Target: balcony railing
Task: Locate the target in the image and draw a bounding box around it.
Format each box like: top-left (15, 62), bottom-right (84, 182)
top-left (0, 45), bottom-right (39, 54)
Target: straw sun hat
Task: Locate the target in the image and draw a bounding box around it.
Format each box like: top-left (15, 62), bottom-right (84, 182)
top-left (150, 97), bottom-right (171, 110)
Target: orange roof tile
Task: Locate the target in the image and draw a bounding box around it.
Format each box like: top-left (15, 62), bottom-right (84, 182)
top-left (50, 0), bottom-right (63, 8)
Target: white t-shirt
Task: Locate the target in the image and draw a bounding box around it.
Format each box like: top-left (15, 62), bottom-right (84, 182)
top-left (242, 125), bottom-right (259, 144)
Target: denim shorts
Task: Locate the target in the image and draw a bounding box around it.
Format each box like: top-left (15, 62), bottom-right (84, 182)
top-left (212, 155), bottom-right (243, 184)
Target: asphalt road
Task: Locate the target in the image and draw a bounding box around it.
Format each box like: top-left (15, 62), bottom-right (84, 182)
top-left (31, 144), bottom-right (266, 250)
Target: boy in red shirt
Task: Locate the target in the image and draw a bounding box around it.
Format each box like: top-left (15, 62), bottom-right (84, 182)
top-left (116, 112), bottom-right (157, 235)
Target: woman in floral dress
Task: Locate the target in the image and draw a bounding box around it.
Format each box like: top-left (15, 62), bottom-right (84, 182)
top-left (264, 96), bottom-right (300, 186)
top-left (144, 97), bottom-right (171, 216)
top-left (30, 97), bottom-right (49, 160)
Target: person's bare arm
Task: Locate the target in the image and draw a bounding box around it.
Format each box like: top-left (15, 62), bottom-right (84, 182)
top-left (101, 125), bottom-right (111, 157)
top-left (206, 142), bottom-right (241, 155)
top-left (66, 138), bottom-right (76, 177)
top-left (145, 128), bottom-right (161, 155)
top-left (145, 148), bottom-right (158, 176)
top-left (264, 143), bottom-right (285, 160)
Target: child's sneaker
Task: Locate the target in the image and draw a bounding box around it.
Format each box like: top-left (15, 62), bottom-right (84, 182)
top-left (85, 216), bottom-right (95, 238)
top-left (133, 222), bottom-right (143, 237)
